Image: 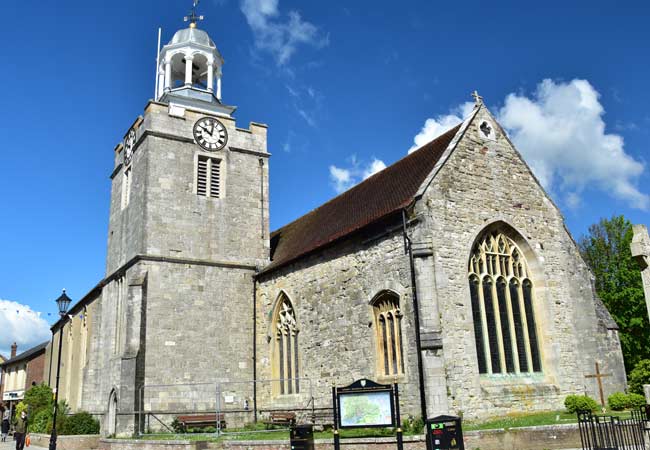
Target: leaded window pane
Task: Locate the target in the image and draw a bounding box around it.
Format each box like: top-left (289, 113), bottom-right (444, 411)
top-left (469, 231), bottom-right (542, 376)
top-left (497, 278), bottom-right (515, 373)
top-left (274, 296), bottom-right (300, 395)
top-left (469, 276), bottom-right (487, 374)
top-left (523, 280), bottom-right (541, 372)
top-left (509, 279), bottom-right (528, 372)
top-left (374, 294), bottom-right (404, 377)
top-left (483, 277), bottom-right (501, 373)
top-left (381, 316), bottom-right (389, 375)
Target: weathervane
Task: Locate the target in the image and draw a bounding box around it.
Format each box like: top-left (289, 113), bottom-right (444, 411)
top-left (184, 0), bottom-right (204, 28)
top-left (472, 90), bottom-right (484, 106)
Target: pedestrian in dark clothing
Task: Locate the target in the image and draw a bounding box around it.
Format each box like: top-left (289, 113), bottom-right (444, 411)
top-left (1, 409), bottom-right (10, 442)
top-left (14, 411), bottom-right (28, 450)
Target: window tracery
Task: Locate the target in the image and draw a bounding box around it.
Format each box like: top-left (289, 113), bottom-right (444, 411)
top-left (273, 295), bottom-right (300, 395)
top-left (373, 293), bottom-right (404, 377)
top-left (469, 231), bottom-right (542, 375)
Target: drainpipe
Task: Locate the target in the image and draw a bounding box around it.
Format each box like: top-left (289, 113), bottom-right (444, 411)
top-left (253, 277), bottom-right (258, 423)
top-left (402, 209), bottom-right (428, 421)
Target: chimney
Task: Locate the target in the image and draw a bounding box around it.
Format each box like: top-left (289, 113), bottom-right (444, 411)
top-left (10, 343), bottom-right (17, 358)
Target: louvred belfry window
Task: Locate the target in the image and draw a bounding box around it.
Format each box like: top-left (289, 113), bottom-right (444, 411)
top-left (468, 231), bottom-right (542, 375)
top-left (196, 155), bottom-right (221, 198)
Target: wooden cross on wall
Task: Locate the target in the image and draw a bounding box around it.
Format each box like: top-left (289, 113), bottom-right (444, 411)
top-left (585, 361), bottom-right (612, 410)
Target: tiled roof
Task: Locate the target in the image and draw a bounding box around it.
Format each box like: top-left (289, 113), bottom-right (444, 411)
top-left (262, 124), bottom-right (462, 274)
top-left (0, 342), bottom-right (48, 367)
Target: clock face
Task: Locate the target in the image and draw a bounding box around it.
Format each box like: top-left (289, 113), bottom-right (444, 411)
top-left (193, 117), bottom-right (228, 151)
top-left (123, 129), bottom-right (136, 165)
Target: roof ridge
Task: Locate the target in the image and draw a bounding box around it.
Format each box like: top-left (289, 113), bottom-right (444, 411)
top-left (271, 125), bottom-right (462, 237)
top-left (263, 123), bottom-right (462, 274)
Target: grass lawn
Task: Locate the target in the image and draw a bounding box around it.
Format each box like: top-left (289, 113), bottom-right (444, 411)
top-left (132, 409), bottom-right (639, 440)
top-left (463, 409), bottom-right (634, 431)
top-left (135, 425), bottom-right (420, 441)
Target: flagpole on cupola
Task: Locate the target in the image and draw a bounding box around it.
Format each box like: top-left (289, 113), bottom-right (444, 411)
top-left (154, 27), bottom-right (162, 99)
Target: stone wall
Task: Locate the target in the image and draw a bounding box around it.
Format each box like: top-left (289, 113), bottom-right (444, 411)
top-left (106, 102), bottom-right (270, 274)
top-left (95, 424), bottom-right (584, 450)
top-left (256, 226), bottom-right (422, 418)
top-left (412, 105), bottom-right (626, 418)
top-left (30, 433), bottom-right (101, 450)
top-left (88, 101), bottom-right (268, 435)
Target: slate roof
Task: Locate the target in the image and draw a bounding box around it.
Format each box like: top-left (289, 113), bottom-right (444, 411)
top-left (263, 124), bottom-right (462, 274)
top-left (0, 342), bottom-right (48, 368)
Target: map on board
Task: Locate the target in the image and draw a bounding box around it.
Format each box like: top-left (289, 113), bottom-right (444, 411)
top-left (339, 391), bottom-right (393, 427)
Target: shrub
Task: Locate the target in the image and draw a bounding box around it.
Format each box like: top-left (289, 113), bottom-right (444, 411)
top-left (23, 384), bottom-right (53, 416)
top-left (564, 394), bottom-right (599, 413)
top-left (402, 416), bottom-right (424, 434)
top-left (627, 393), bottom-right (647, 409)
top-left (171, 418), bottom-right (185, 433)
top-left (30, 408), bottom-right (52, 434)
top-left (608, 392), bottom-right (628, 411)
top-left (59, 412), bottom-right (100, 435)
top-left (629, 359), bottom-right (650, 395)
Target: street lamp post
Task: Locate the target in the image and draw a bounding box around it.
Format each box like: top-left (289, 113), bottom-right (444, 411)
top-left (49, 289), bottom-right (71, 450)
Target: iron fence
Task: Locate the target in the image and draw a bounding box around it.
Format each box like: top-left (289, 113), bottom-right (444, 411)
top-left (135, 378), bottom-right (332, 437)
top-left (578, 406), bottom-right (650, 450)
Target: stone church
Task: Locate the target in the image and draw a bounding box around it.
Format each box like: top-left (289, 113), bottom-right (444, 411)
top-left (43, 14), bottom-right (627, 436)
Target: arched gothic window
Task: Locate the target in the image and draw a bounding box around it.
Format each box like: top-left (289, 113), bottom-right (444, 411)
top-left (373, 292), bottom-right (405, 377)
top-left (469, 231), bottom-right (542, 375)
top-left (273, 295), bottom-right (300, 395)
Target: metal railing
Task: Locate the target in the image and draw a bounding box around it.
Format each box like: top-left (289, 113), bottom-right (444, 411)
top-left (135, 378), bottom-right (328, 437)
top-left (578, 406), bottom-right (650, 450)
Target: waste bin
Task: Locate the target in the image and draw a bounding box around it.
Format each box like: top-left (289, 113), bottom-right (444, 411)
top-left (425, 415), bottom-right (464, 450)
top-left (290, 423), bottom-right (314, 450)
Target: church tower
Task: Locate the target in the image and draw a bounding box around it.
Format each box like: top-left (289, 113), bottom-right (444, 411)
top-left (95, 5), bottom-right (270, 435)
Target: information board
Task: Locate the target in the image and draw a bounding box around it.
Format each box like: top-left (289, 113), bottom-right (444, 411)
top-left (338, 390), bottom-right (394, 428)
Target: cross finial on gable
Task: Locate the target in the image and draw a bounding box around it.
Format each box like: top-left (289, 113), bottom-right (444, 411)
top-left (184, 0), bottom-right (204, 28)
top-left (472, 90), bottom-right (483, 106)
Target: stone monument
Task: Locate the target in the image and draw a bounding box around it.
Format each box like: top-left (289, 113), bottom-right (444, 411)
top-left (630, 224), bottom-right (650, 403)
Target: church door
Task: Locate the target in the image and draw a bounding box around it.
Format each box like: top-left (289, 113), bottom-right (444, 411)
top-left (107, 390), bottom-right (117, 436)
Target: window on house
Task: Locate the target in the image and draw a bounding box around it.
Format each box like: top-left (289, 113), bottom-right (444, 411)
top-left (121, 167), bottom-right (131, 210)
top-left (469, 231), bottom-right (542, 375)
top-left (272, 294), bottom-right (300, 395)
top-left (373, 292), bottom-right (404, 377)
top-left (197, 155), bottom-right (221, 198)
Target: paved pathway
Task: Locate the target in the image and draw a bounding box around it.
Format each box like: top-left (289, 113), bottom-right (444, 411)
top-left (0, 437), bottom-right (47, 450)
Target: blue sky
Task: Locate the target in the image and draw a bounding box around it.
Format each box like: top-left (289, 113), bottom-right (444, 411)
top-left (0, 0), bottom-right (648, 355)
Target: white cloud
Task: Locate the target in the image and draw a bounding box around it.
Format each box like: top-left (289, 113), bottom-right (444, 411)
top-left (362, 159), bottom-right (387, 179)
top-left (408, 102), bottom-right (474, 153)
top-left (0, 299), bottom-right (51, 358)
top-left (329, 165), bottom-right (353, 193)
top-left (240, 0), bottom-right (328, 66)
top-left (407, 80), bottom-right (648, 210)
top-left (329, 157), bottom-right (387, 194)
top-left (498, 79), bottom-right (648, 210)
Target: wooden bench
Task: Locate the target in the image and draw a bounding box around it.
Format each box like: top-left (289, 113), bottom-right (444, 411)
top-left (176, 413), bottom-right (226, 431)
top-left (263, 411), bottom-right (296, 428)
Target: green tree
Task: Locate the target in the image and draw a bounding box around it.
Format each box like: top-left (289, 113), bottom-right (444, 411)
top-left (23, 384), bottom-right (53, 416)
top-left (579, 215), bottom-right (650, 373)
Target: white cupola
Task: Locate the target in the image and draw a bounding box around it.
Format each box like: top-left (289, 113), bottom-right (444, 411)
top-left (155, 5), bottom-right (235, 116)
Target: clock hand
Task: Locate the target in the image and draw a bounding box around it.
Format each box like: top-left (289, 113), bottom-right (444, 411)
top-left (200, 125), bottom-right (214, 136)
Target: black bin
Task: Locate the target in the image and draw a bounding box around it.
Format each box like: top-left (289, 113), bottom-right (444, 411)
top-left (425, 415), bottom-right (464, 450)
top-left (290, 424), bottom-right (314, 450)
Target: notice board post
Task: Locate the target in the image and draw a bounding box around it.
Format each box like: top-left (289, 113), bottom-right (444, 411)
top-left (333, 379), bottom-right (403, 450)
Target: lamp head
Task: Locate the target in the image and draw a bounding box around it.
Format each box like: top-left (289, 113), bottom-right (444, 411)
top-left (55, 289), bottom-right (72, 316)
